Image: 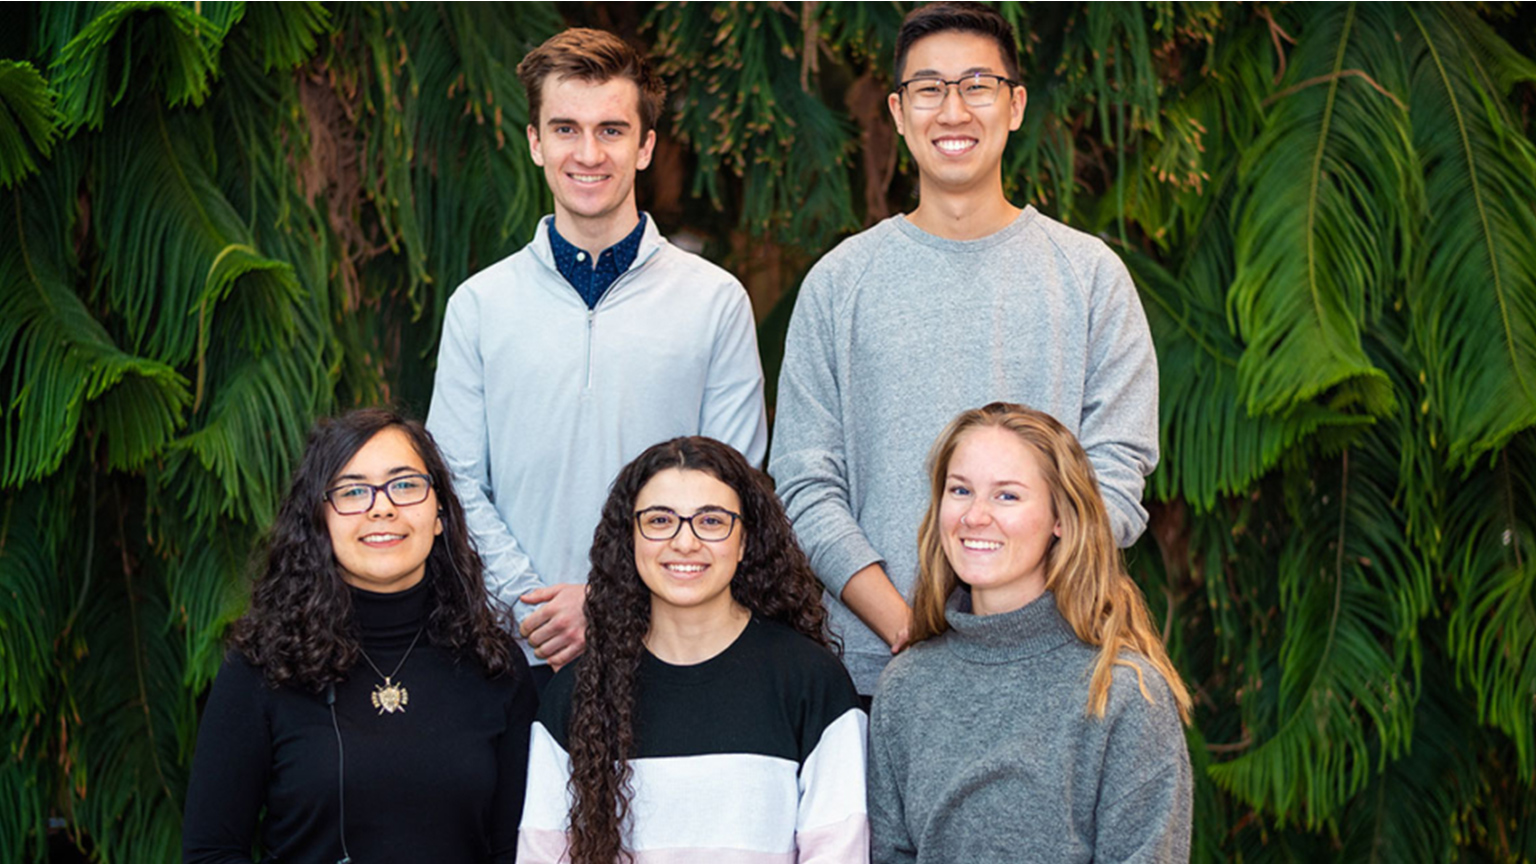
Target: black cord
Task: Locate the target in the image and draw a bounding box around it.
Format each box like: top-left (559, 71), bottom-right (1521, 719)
top-left (327, 684), bottom-right (353, 864)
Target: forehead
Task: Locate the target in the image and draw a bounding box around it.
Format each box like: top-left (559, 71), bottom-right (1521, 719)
top-left (901, 30), bottom-right (1011, 79)
top-left (949, 426), bottom-right (1044, 479)
top-left (537, 75), bottom-right (643, 126)
top-left (636, 468), bottom-right (742, 511)
top-left (335, 427), bottom-right (426, 478)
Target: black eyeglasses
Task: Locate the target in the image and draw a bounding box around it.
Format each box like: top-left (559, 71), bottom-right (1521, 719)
top-left (325, 474), bottom-right (434, 515)
top-left (896, 74), bottom-right (1017, 110)
top-left (634, 506), bottom-right (741, 542)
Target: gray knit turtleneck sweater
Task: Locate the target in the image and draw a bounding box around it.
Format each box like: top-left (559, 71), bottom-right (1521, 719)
top-left (867, 591), bottom-right (1192, 864)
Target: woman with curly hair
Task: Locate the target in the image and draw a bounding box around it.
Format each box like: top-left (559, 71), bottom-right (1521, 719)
top-left (182, 408), bottom-right (537, 863)
top-left (868, 403), bottom-right (1194, 864)
top-left (518, 436), bottom-right (867, 864)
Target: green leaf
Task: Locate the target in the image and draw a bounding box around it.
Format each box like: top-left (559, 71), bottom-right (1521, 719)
top-left (0, 60), bottom-right (60, 187)
top-left (1229, 3), bottom-right (1401, 420)
top-left (1403, 4), bottom-right (1536, 466)
top-left (1208, 436), bottom-right (1426, 827)
top-left (0, 182), bottom-right (191, 486)
top-left (51, 2), bottom-right (232, 132)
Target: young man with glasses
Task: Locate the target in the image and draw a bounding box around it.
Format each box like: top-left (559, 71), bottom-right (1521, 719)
top-left (427, 29), bottom-right (767, 689)
top-left (769, 2), bottom-right (1159, 699)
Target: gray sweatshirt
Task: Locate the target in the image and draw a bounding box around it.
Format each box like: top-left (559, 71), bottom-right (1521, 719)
top-left (868, 592), bottom-right (1193, 864)
top-left (769, 210), bottom-right (1159, 693)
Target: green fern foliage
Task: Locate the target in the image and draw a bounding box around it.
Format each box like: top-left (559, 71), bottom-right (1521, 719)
top-left (2, 2), bottom-right (1535, 861)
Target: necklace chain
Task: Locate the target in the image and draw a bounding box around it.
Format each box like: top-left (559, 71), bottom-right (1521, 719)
top-left (359, 627), bottom-right (425, 681)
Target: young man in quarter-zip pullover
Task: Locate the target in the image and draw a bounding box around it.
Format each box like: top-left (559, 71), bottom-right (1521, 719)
top-left (769, 2), bottom-right (1160, 699)
top-left (427, 29), bottom-right (768, 689)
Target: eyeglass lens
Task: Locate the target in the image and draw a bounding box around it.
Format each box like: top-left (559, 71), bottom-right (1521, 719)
top-left (327, 475), bottom-right (432, 514)
top-left (904, 75), bottom-right (1007, 109)
top-left (636, 508), bottom-right (738, 542)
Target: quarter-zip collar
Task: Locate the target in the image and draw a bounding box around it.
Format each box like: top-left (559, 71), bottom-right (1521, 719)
top-left (530, 211), bottom-right (666, 304)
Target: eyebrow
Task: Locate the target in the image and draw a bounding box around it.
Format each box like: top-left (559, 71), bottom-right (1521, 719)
top-left (332, 466), bottom-right (422, 483)
top-left (545, 117), bottom-right (633, 129)
top-left (906, 66), bottom-right (999, 79)
top-left (947, 472), bottom-right (1026, 487)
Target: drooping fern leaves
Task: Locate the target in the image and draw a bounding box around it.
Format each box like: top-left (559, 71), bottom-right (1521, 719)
top-left (1229, 3), bottom-right (1401, 421)
top-left (1404, 4), bottom-right (1536, 466)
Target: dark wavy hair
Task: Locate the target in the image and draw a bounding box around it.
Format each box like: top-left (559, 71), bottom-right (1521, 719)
top-left (566, 437), bottom-right (831, 864)
top-left (229, 408), bottom-right (516, 690)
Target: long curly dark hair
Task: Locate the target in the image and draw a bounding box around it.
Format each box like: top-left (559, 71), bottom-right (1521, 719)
top-left (229, 408), bottom-right (515, 690)
top-left (566, 437), bottom-right (831, 864)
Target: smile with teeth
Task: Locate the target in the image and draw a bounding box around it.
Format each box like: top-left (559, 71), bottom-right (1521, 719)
top-left (961, 539), bottom-right (1002, 551)
top-left (361, 533), bottom-right (405, 545)
top-left (569, 173), bottom-right (609, 183)
top-left (934, 138), bottom-right (976, 153)
top-left (664, 563), bottom-right (708, 575)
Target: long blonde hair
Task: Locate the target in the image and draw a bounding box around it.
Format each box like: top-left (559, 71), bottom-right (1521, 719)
top-left (911, 403), bottom-right (1192, 723)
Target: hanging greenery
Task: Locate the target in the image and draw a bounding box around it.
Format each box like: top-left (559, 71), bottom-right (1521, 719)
top-left (1, 2), bottom-right (1533, 861)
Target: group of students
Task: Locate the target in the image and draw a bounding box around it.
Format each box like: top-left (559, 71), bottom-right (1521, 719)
top-left (183, 3), bottom-right (1192, 862)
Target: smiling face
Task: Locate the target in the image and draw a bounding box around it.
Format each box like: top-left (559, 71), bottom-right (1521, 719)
top-left (632, 468), bottom-right (746, 622)
top-left (888, 30), bottom-right (1026, 202)
top-left (324, 427), bottom-right (442, 594)
top-left (939, 425), bottom-right (1060, 615)
top-left (528, 75), bottom-right (657, 249)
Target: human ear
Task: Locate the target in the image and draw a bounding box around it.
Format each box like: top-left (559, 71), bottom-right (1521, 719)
top-left (1008, 85), bottom-right (1027, 132)
top-left (637, 128), bottom-right (657, 171)
top-left (527, 124), bottom-right (544, 166)
top-left (887, 91), bottom-right (906, 136)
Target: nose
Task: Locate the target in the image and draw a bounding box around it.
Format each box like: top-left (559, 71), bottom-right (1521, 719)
top-left (960, 499), bottom-right (991, 528)
top-left (937, 85), bottom-right (972, 123)
top-left (669, 521), bottom-right (703, 552)
top-left (367, 488), bottom-right (397, 519)
top-left (576, 130), bottom-right (601, 164)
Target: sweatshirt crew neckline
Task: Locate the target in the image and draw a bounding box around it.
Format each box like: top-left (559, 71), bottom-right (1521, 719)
top-left (943, 589), bottom-right (1077, 665)
top-left (892, 206), bottom-right (1038, 252)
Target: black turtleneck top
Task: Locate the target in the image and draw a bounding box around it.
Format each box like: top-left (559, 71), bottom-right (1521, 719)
top-left (182, 577), bottom-right (538, 863)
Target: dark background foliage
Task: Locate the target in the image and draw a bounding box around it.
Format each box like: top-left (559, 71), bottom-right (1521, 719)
top-left (2, 2), bottom-right (1535, 861)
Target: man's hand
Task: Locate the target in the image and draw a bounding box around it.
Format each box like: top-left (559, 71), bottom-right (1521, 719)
top-left (518, 583), bottom-right (589, 670)
top-left (841, 564), bottom-right (913, 655)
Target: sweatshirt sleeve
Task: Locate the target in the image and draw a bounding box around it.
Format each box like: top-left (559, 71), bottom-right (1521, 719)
top-left (489, 654), bottom-right (540, 864)
top-left (795, 704), bottom-right (870, 864)
top-left (701, 280), bottom-right (769, 468)
top-left (1079, 251), bottom-right (1159, 548)
top-left (768, 266), bottom-right (885, 597)
top-left (427, 290), bottom-right (545, 625)
top-left (866, 691), bottom-right (917, 864)
top-left (181, 657), bottom-right (270, 864)
top-left (1092, 666), bottom-right (1193, 863)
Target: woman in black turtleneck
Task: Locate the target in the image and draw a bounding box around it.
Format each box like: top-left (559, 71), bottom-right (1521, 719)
top-left (183, 409), bottom-right (538, 864)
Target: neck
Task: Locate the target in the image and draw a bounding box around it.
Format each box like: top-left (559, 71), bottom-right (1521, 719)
top-left (645, 599), bottom-right (751, 665)
top-left (970, 575), bottom-right (1047, 617)
top-left (908, 182), bottom-right (1020, 240)
top-left (552, 203), bottom-right (641, 254)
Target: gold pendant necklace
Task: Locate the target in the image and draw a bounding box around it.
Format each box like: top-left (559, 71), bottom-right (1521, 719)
top-left (359, 627), bottom-right (424, 715)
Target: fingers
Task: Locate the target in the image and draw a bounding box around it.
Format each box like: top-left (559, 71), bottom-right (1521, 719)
top-left (546, 639), bottom-right (585, 670)
top-left (520, 585), bottom-right (558, 606)
top-left (517, 604), bottom-right (550, 639)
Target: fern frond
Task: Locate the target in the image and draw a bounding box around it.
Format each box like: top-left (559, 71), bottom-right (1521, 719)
top-left (1208, 435), bottom-right (1425, 827)
top-left (0, 60), bottom-right (60, 187)
top-left (0, 182), bottom-right (190, 486)
top-left (1403, 4), bottom-right (1536, 466)
top-left (51, 2), bottom-right (231, 132)
top-left (1229, 3), bottom-right (1402, 419)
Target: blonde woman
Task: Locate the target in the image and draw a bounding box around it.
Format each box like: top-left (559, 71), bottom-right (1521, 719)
top-left (868, 403), bottom-right (1192, 864)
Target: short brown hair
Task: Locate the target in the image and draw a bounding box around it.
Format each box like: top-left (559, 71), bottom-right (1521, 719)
top-left (516, 28), bottom-right (665, 134)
